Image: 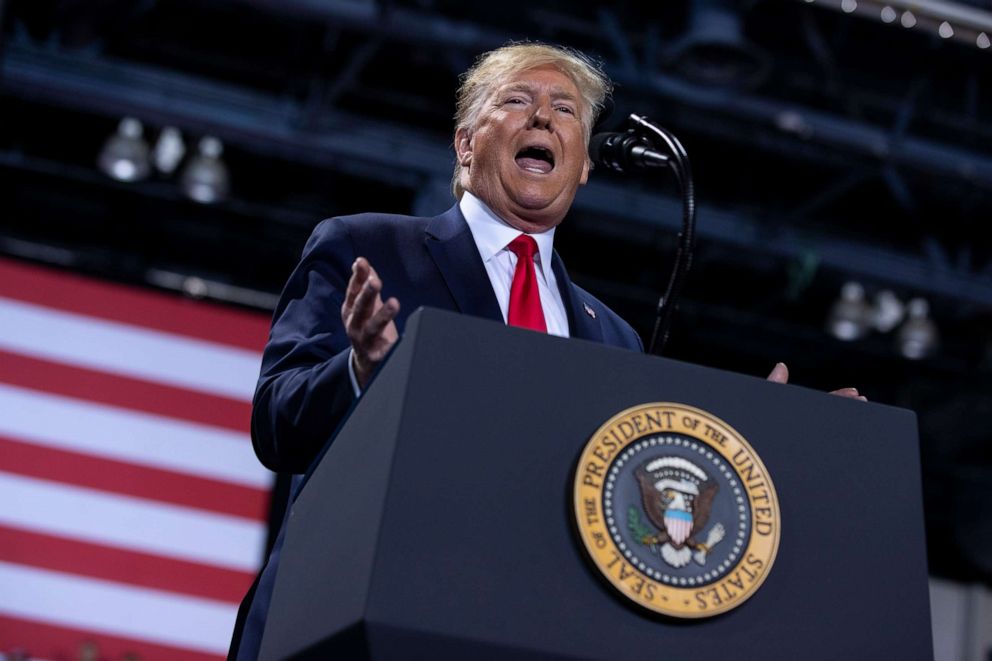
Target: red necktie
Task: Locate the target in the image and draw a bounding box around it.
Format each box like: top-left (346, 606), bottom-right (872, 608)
top-left (506, 235), bottom-right (547, 332)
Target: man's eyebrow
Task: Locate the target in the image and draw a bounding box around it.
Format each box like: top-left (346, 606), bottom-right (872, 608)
top-left (498, 82), bottom-right (579, 102)
top-left (499, 82), bottom-right (536, 94)
top-left (550, 89), bottom-right (579, 102)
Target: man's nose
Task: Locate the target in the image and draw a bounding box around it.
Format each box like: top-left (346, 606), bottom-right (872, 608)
top-left (530, 99), bottom-right (553, 129)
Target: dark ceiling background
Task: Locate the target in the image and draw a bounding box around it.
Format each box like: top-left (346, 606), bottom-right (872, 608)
top-left (1, 0), bottom-right (990, 584)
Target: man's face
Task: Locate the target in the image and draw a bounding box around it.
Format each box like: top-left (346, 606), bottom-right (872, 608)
top-left (455, 65), bottom-right (591, 233)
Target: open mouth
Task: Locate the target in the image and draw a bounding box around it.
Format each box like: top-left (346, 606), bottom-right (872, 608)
top-left (515, 146), bottom-right (555, 174)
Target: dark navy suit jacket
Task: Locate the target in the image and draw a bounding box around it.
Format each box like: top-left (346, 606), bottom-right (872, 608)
top-left (230, 204), bottom-right (643, 658)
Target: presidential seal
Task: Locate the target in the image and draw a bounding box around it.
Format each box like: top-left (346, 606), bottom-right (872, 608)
top-left (573, 403), bottom-right (780, 618)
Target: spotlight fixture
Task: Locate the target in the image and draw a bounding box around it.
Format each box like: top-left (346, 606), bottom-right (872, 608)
top-left (827, 281), bottom-right (872, 341)
top-left (826, 284), bottom-right (940, 359)
top-left (145, 268), bottom-right (280, 309)
top-left (97, 117), bottom-right (151, 183)
top-left (869, 289), bottom-right (906, 332)
top-left (896, 298), bottom-right (939, 359)
top-left (182, 276), bottom-right (209, 299)
top-left (180, 136), bottom-right (229, 204)
top-left (664, 0), bottom-right (770, 88)
top-left (152, 127), bottom-right (186, 175)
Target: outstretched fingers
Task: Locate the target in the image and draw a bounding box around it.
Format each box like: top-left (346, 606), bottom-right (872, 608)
top-left (350, 271), bottom-right (383, 331)
top-left (358, 296), bottom-right (400, 355)
top-left (343, 258), bottom-right (373, 319)
top-left (341, 257), bottom-right (401, 388)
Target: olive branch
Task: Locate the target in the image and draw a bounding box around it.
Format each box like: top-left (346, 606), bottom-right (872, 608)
top-left (627, 506), bottom-right (654, 545)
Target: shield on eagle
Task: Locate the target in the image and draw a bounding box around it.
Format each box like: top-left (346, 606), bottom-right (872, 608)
top-left (664, 508), bottom-right (693, 545)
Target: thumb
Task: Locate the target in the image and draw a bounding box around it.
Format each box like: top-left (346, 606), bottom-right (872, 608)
top-left (766, 362), bottom-right (789, 384)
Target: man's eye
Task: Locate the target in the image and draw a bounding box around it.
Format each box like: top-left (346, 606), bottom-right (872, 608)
top-left (555, 105), bottom-right (575, 115)
top-left (505, 97), bottom-right (526, 105)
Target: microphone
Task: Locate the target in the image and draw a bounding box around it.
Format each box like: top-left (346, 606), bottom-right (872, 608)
top-left (589, 132), bottom-right (670, 173)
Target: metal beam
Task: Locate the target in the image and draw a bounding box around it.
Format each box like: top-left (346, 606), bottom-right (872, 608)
top-left (797, 0), bottom-right (992, 49)
top-left (2, 38), bottom-right (992, 307)
top-left (234, 0), bottom-right (512, 50)
top-left (224, 0), bottom-right (992, 188)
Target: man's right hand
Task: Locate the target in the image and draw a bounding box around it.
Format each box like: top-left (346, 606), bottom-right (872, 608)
top-left (342, 257), bottom-right (400, 389)
top-left (766, 362), bottom-right (867, 401)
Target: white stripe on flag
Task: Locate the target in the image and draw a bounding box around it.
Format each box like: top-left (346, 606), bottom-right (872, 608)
top-left (0, 383), bottom-right (270, 489)
top-left (0, 561), bottom-right (236, 654)
top-left (0, 472), bottom-right (265, 571)
top-left (0, 297), bottom-right (260, 400)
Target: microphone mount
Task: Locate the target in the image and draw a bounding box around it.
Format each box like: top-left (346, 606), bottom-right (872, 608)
top-left (589, 132), bottom-right (669, 172)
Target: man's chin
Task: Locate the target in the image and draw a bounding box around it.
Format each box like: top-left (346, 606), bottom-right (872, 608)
top-left (516, 184), bottom-right (577, 209)
top-left (506, 196), bottom-right (569, 231)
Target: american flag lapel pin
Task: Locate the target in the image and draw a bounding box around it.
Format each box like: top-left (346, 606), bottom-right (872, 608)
top-left (583, 302), bottom-right (596, 319)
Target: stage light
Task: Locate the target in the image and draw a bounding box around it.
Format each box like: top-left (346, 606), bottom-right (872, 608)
top-left (799, 1), bottom-right (992, 50)
top-left (870, 289), bottom-right (905, 333)
top-left (97, 117), bottom-right (151, 182)
top-left (182, 276), bottom-right (209, 299)
top-left (145, 268), bottom-right (280, 309)
top-left (152, 127), bottom-right (186, 175)
top-left (665, 0), bottom-right (770, 88)
top-left (896, 298), bottom-right (939, 359)
top-left (827, 282), bottom-right (872, 341)
top-left (180, 136), bottom-right (229, 204)
top-left (775, 110), bottom-right (813, 138)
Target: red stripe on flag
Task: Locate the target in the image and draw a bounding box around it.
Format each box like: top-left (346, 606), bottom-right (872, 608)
top-left (0, 525), bottom-right (256, 604)
top-left (0, 613), bottom-right (225, 661)
top-left (0, 258), bottom-right (270, 352)
top-left (0, 349), bottom-right (253, 432)
top-left (0, 436), bottom-right (269, 520)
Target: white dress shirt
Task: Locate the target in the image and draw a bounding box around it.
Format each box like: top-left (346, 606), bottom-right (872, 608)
top-left (459, 191), bottom-right (570, 338)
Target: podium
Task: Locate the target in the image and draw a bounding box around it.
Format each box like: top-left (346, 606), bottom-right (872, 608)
top-left (259, 308), bottom-right (932, 660)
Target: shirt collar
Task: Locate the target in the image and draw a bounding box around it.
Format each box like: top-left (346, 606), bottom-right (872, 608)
top-left (459, 191), bottom-right (556, 282)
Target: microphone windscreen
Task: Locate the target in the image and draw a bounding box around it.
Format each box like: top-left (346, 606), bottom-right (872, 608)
top-left (588, 132), bottom-right (615, 162)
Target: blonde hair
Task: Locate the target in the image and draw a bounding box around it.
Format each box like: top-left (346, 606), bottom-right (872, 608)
top-left (451, 42), bottom-right (612, 199)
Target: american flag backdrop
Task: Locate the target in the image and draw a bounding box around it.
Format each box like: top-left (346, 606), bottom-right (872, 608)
top-left (0, 258), bottom-right (274, 660)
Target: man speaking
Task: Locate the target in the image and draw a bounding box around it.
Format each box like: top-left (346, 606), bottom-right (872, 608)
top-left (231, 41), bottom-right (861, 658)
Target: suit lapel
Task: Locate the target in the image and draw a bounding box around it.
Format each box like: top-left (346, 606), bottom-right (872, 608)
top-left (552, 253), bottom-right (603, 344)
top-left (425, 205), bottom-right (503, 322)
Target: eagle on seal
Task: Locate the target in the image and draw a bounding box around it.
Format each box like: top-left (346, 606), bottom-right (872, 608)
top-left (634, 456), bottom-right (725, 568)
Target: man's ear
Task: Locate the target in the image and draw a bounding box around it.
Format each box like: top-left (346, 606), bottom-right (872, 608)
top-left (454, 127), bottom-right (473, 167)
top-left (579, 156), bottom-right (590, 186)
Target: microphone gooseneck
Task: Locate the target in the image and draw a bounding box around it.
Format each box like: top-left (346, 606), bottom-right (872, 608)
top-left (589, 114), bottom-right (696, 356)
